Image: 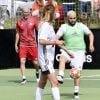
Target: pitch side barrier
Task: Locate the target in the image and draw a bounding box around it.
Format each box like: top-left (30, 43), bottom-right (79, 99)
top-left (0, 29), bottom-right (100, 69)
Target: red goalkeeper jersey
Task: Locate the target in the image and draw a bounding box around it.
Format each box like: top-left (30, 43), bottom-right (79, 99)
top-left (16, 16), bottom-right (38, 47)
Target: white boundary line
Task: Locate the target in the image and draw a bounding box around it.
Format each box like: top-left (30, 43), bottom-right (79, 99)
top-left (64, 74), bottom-right (100, 80)
top-left (64, 78), bottom-right (100, 80)
top-left (81, 75), bottom-right (100, 78)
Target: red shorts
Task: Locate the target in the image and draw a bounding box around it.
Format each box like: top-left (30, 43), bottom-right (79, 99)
top-left (19, 46), bottom-right (38, 61)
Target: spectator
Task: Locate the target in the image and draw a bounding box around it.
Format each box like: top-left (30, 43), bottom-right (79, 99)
top-left (62, 0), bottom-right (75, 16)
top-left (79, 0), bottom-right (92, 27)
top-left (45, 0), bottom-right (60, 19)
top-left (0, 0), bottom-right (8, 29)
top-left (32, 0), bottom-right (44, 17)
top-left (91, 0), bottom-right (100, 20)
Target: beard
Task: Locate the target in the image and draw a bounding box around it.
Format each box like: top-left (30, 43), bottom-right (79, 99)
top-left (68, 21), bottom-right (76, 26)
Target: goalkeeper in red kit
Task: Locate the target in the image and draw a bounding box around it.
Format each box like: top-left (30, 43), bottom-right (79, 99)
top-left (15, 7), bottom-right (40, 84)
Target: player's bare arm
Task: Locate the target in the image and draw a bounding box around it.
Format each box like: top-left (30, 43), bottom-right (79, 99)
top-left (57, 44), bottom-right (74, 58)
top-left (89, 32), bottom-right (95, 53)
top-left (15, 33), bottom-right (19, 53)
top-left (39, 39), bottom-right (64, 45)
top-left (55, 35), bottom-right (74, 58)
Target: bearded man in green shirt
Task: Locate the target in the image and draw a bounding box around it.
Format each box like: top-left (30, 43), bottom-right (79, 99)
top-left (56, 10), bottom-right (95, 99)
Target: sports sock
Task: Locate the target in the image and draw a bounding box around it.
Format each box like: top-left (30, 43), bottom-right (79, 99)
top-left (36, 71), bottom-right (39, 78)
top-left (74, 86), bottom-right (79, 93)
top-left (35, 87), bottom-right (44, 100)
top-left (59, 70), bottom-right (64, 77)
top-left (22, 76), bottom-right (26, 79)
top-left (52, 87), bottom-right (60, 100)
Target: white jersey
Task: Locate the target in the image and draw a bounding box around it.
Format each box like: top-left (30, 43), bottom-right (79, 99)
top-left (38, 22), bottom-right (55, 72)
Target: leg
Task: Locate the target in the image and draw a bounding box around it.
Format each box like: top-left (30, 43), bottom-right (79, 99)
top-left (20, 58), bottom-right (27, 84)
top-left (57, 55), bottom-right (67, 84)
top-left (48, 72), bottom-right (60, 100)
top-left (70, 51), bottom-right (85, 99)
top-left (29, 46), bottom-right (40, 82)
top-left (87, 15), bottom-right (91, 27)
top-left (80, 14), bottom-right (85, 24)
top-left (33, 60), bottom-right (40, 82)
top-left (73, 74), bottom-right (80, 99)
top-left (33, 60), bottom-right (39, 72)
top-left (87, 1), bottom-right (91, 27)
top-left (35, 72), bottom-right (48, 100)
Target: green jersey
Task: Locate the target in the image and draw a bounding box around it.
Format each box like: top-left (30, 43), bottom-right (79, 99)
top-left (62, 22), bottom-right (86, 51)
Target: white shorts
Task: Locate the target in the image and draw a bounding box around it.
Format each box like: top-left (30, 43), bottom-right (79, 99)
top-left (39, 56), bottom-right (55, 74)
top-left (56, 49), bottom-right (86, 71)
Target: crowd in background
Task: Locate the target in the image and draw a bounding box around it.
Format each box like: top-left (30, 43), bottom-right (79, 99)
top-left (31, 0), bottom-right (100, 28)
top-left (0, 0), bottom-right (100, 29)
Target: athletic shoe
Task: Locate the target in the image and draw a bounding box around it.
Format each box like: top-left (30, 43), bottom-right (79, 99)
top-left (74, 92), bottom-right (79, 99)
top-left (21, 78), bottom-right (27, 84)
top-left (36, 72), bottom-right (40, 82)
top-left (57, 75), bottom-right (64, 84)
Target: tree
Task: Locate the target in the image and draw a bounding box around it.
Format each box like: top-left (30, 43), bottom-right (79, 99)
top-left (56, 0), bottom-right (62, 4)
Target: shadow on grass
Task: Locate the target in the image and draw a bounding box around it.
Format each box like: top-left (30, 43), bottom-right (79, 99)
top-left (61, 93), bottom-right (83, 100)
top-left (8, 80), bottom-right (37, 83)
top-left (44, 93), bottom-right (75, 99)
top-left (61, 93), bottom-right (73, 98)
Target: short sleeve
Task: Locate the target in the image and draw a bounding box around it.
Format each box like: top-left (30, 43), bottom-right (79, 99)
top-left (56, 24), bottom-right (65, 37)
top-left (80, 23), bottom-right (92, 35)
top-left (39, 22), bottom-right (49, 40)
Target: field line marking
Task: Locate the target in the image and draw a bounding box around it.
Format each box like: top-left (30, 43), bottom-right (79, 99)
top-left (64, 74), bottom-right (100, 80)
top-left (81, 75), bottom-right (100, 78)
